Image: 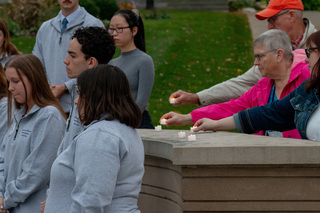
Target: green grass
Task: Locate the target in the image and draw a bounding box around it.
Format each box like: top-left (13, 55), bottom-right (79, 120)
top-left (144, 11), bottom-right (254, 129)
top-left (9, 11), bottom-right (254, 130)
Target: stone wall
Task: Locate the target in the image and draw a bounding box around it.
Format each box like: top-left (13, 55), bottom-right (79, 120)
top-left (137, 129), bottom-right (320, 212)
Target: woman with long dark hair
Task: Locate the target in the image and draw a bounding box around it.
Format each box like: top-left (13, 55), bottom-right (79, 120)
top-left (0, 54), bottom-right (66, 213)
top-left (0, 18), bottom-right (20, 67)
top-left (44, 64), bottom-right (144, 213)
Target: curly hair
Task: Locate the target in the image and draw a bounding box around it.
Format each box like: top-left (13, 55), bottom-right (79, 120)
top-left (72, 27), bottom-right (115, 64)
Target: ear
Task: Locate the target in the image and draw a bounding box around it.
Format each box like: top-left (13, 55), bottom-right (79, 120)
top-left (276, 49), bottom-right (285, 61)
top-left (287, 10), bottom-right (296, 22)
top-left (87, 57), bottom-right (98, 68)
top-left (132, 26), bottom-right (138, 37)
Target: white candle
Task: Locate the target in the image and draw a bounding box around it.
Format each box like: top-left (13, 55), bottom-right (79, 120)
top-left (169, 97), bottom-right (175, 104)
top-left (188, 134), bottom-right (196, 141)
top-left (160, 119), bottom-right (167, 125)
top-left (155, 125), bottom-right (162, 131)
top-left (190, 126), bottom-right (197, 133)
top-left (178, 131), bottom-right (186, 138)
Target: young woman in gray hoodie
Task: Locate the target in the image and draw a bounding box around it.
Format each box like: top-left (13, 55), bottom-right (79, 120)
top-left (0, 54), bottom-right (66, 213)
top-left (44, 64), bottom-right (144, 213)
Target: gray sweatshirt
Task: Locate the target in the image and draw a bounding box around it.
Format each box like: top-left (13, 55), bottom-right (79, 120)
top-left (32, 7), bottom-right (104, 112)
top-left (0, 97), bottom-right (8, 144)
top-left (109, 48), bottom-right (155, 112)
top-left (57, 85), bottom-right (83, 155)
top-left (45, 117), bottom-right (144, 213)
top-left (0, 104), bottom-right (66, 212)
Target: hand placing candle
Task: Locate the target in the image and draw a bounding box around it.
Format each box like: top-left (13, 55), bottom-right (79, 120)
top-left (188, 134), bottom-right (196, 141)
top-left (160, 118), bottom-right (167, 125)
top-left (190, 126), bottom-right (197, 133)
top-left (169, 97), bottom-right (175, 104)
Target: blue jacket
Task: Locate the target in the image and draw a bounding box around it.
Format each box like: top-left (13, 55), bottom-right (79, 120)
top-left (32, 7), bottom-right (104, 112)
top-left (235, 80), bottom-right (320, 139)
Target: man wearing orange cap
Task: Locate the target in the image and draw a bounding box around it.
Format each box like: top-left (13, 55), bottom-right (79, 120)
top-left (169, 0), bottom-right (317, 107)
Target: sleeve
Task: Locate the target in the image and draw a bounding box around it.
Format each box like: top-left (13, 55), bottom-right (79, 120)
top-left (70, 131), bottom-right (121, 213)
top-left (0, 141), bottom-right (6, 197)
top-left (191, 83), bottom-right (258, 123)
top-left (237, 93), bottom-right (296, 134)
top-left (3, 113), bottom-right (65, 209)
top-left (135, 56), bottom-right (155, 112)
top-left (32, 25), bottom-right (45, 70)
top-left (65, 79), bottom-right (77, 94)
top-left (197, 65), bottom-right (262, 106)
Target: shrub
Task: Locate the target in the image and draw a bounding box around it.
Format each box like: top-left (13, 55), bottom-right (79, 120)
top-left (302, 0), bottom-right (320, 10)
top-left (228, 0), bottom-right (254, 11)
top-left (80, 0), bottom-right (100, 18)
top-left (96, 0), bottom-right (119, 20)
top-left (80, 0), bottom-right (119, 20)
top-left (3, 0), bottom-right (58, 33)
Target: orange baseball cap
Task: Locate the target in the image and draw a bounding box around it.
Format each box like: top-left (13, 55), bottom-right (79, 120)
top-left (255, 0), bottom-right (304, 20)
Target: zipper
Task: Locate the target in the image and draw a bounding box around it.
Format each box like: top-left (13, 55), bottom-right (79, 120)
top-left (13, 116), bottom-right (21, 140)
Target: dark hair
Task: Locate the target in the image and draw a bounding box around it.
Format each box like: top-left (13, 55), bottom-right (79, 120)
top-left (306, 31), bottom-right (320, 92)
top-left (0, 18), bottom-right (20, 58)
top-left (5, 54), bottom-right (66, 123)
top-left (113, 9), bottom-right (146, 52)
top-left (72, 27), bottom-right (115, 64)
top-left (77, 64), bottom-right (142, 127)
top-left (0, 63), bottom-right (6, 98)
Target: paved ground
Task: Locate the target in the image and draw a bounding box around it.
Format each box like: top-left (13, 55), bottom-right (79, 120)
top-left (242, 8), bottom-right (320, 39)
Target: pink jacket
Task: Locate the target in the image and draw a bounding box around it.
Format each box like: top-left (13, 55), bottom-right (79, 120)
top-left (191, 49), bottom-right (310, 139)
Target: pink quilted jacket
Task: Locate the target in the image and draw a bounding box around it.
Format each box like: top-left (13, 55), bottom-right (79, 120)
top-left (191, 49), bottom-right (311, 139)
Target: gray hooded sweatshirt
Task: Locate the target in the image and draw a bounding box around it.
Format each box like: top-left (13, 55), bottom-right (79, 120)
top-left (45, 117), bottom-right (144, 213)
top-left (0, 104), bottom-right (66, 212)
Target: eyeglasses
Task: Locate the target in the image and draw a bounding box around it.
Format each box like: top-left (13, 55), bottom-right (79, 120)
top-left (108, 26), bottom-right (130, 34)
top-left (305, 47), bottom-right (319, 58)
top-left (254, 49), bottom-right (277, 62)
top-left (267, 10), bottom-right (289, 25)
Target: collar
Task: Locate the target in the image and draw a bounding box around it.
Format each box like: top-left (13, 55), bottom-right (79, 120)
top-left (60, 6), bottom-right (81, 26)
top-left (14, 104), bottom-right (41, 121)
top-left (292, 33), bottom-right (304, 49)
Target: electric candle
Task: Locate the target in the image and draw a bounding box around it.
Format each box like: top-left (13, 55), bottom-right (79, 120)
top-left (169, 97), bottom-right (175, 104)
top-left (160, 118), bottom-right (167, 125)
top-left (155, 125), bottom-right (162, 131)
top-left (190, 126), bottom-right (197, 133)
top-left (188, 134), bottom-right (196, 141)
top-left (178, 131), bottom-right (186, 138)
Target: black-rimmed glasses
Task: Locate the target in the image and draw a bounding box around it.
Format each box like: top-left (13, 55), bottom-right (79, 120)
top-left (108, 26), bottom-right (130, 34)
top-left (267, 10), bottom-right (289, 25)
top-left (254, 49), bottom-right (277, 62)
top-left (305, 47), bottom-right (318, 58)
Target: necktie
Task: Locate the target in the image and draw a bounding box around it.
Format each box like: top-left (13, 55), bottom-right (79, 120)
top-left (61, 18), bottom-right (68, 33)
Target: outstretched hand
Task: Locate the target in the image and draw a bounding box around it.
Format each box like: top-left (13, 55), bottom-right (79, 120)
top-left (169, 90), bottom-right (200, 106)
top-left (160, 112), bottom-right (193, 127)
top-left (193, 118), bottom-right (217, 132)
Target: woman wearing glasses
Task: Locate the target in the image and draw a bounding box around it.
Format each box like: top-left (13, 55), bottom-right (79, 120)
top-left (108, 9), bottom-right (155, 129)
top-left (193, 31), bottom-right (320, 141)
top-left (161, 29), bottom-right (310, 139)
